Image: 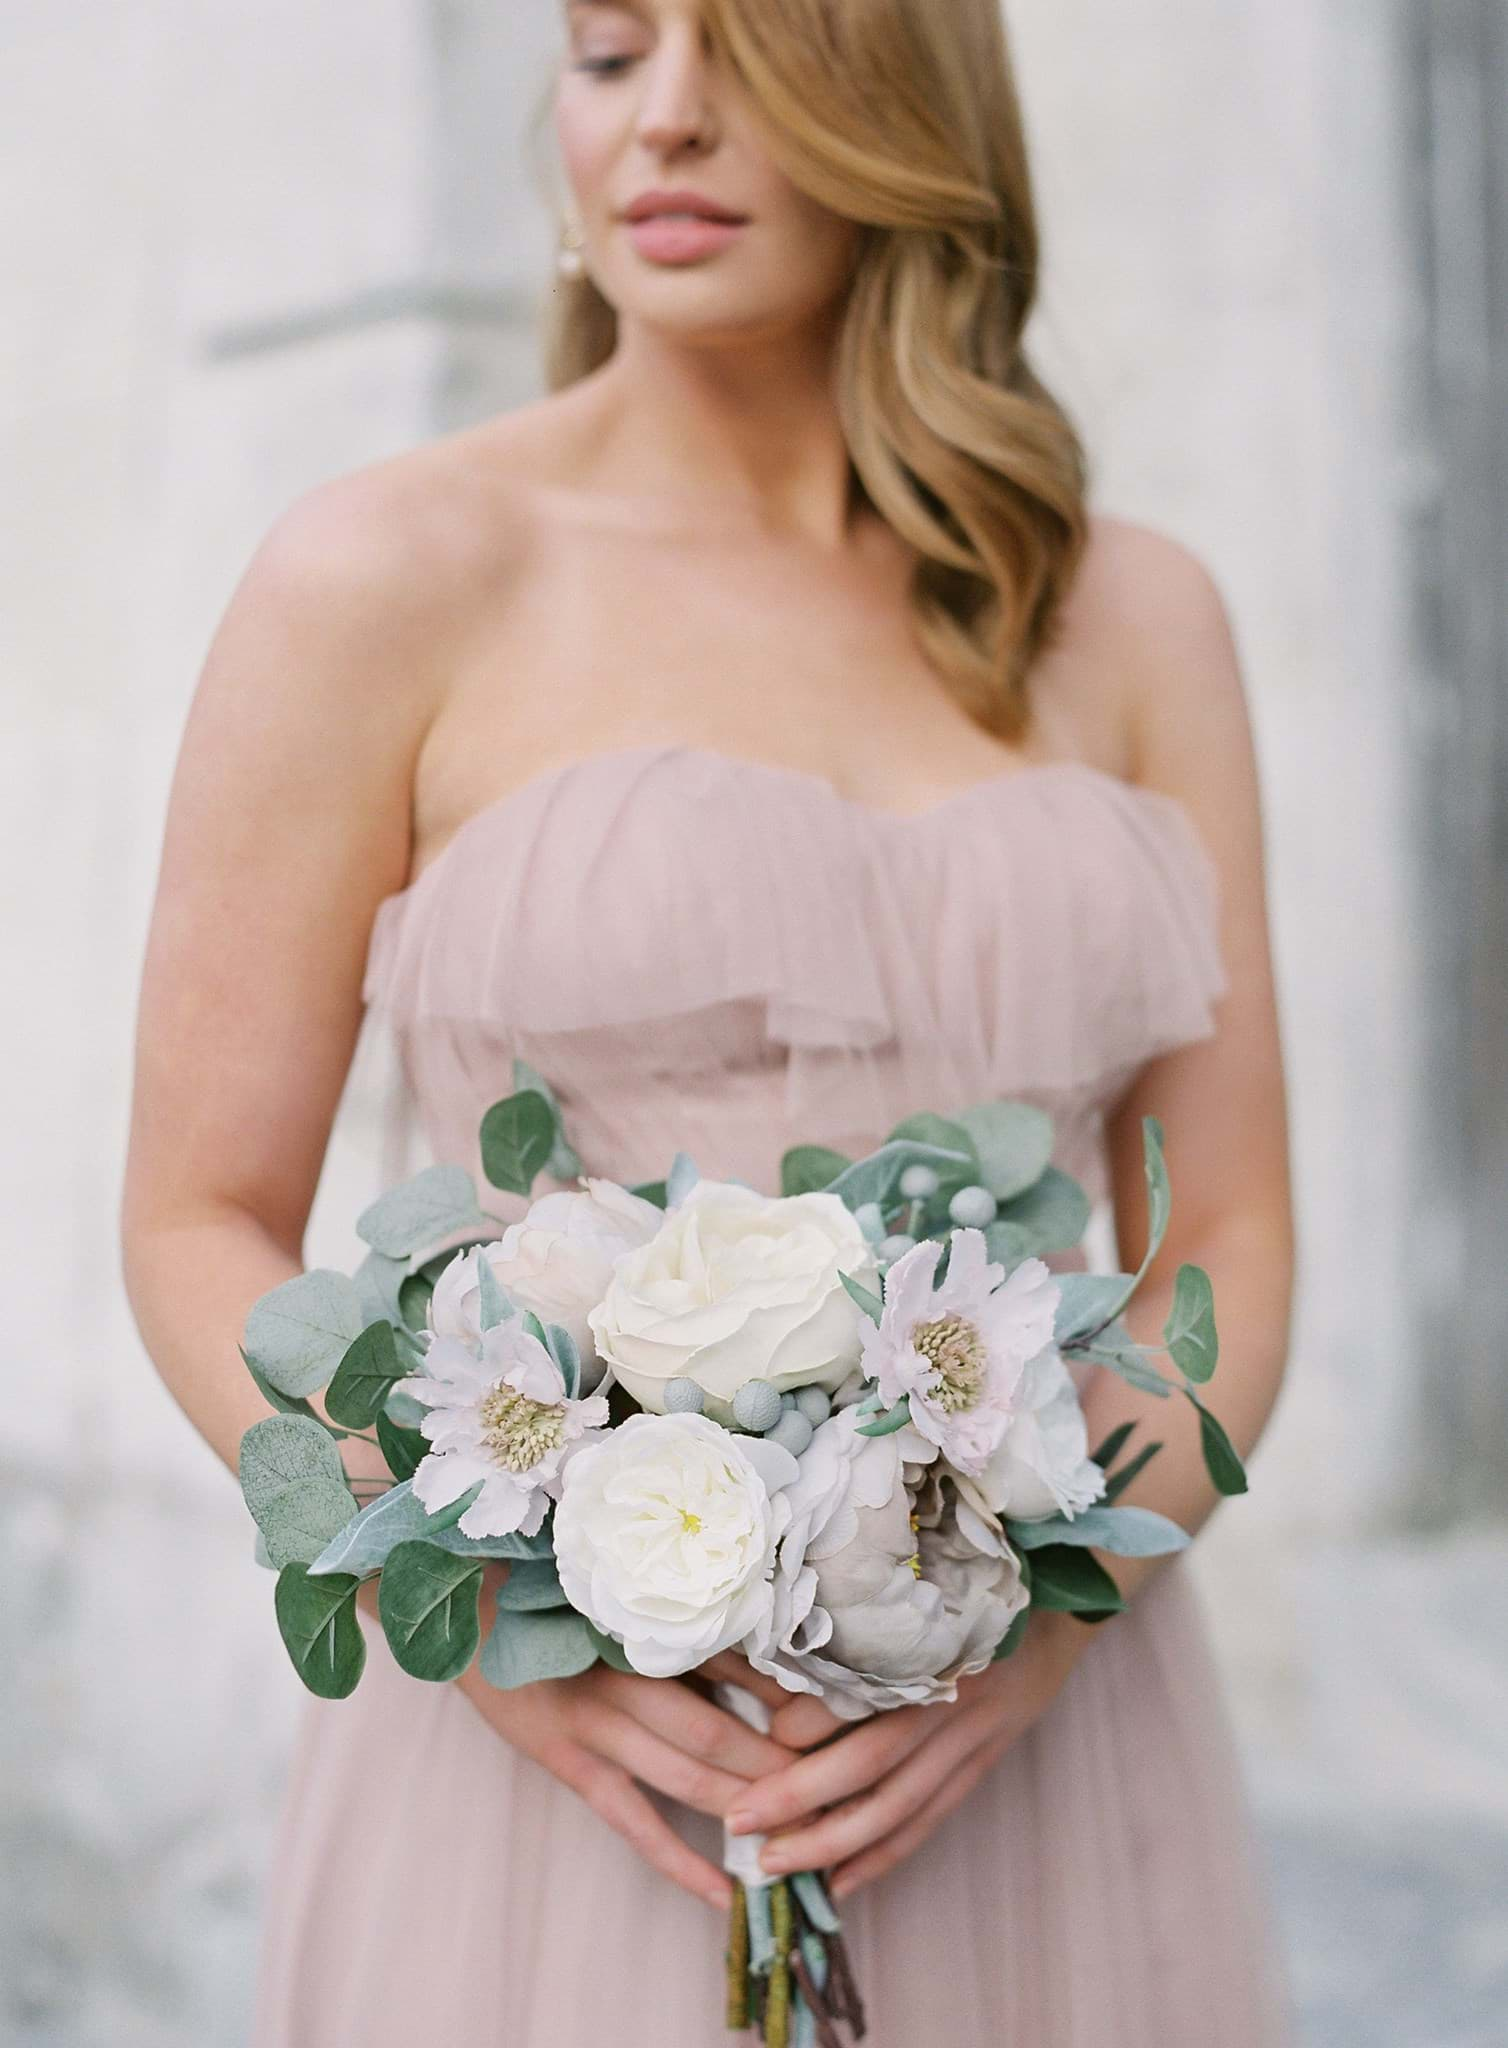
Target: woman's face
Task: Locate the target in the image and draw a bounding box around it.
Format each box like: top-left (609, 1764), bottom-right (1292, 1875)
top-left (557, 0), bottom-right (861, 341)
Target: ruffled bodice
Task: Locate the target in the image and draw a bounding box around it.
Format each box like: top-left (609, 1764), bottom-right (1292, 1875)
top-left (360, 741), bottom-right (1226, 1218)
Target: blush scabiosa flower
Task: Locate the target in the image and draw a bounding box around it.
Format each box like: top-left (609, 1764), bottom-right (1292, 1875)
top-left (858, 1229), bottom-right (1061, 1476)
top-left (398, 1319), bottom-right (609, 1541)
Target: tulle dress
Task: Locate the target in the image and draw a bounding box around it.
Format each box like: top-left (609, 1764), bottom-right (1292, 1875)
top-left (250, 740), bottom-right (1291, 2046)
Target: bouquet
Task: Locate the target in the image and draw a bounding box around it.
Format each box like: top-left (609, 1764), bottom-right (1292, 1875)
top-left (239, 1062), bottom-right (1245, 2046)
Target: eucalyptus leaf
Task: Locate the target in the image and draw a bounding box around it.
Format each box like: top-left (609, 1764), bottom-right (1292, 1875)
top-left (512, 1057), bottom-right (584, 1180)
top-left (585, 1624), bottom-right (638, 1674)
top-left (1053, 1273), bottom-right (1137, 1348)
top-left (886, 1113), bottom-right (979, 1171)
top-left (324, 1321), bottom-right (407, 1430)
top-left (274, 1565), bottom-right (366, 1699)
top-left (1187, 1391), bottom-right (1248, 1496)
top-left (781, 1145), bottom-right (852, 1198)
top-left (1008, 1505), bottom-right (1189, 1557)
top-left (239, 1345), bottom-right (347, 1436)
top-left (1090, 1420), bottom-right (1137, 1471)
top-left (239, 1415), bottom-right (358, 1569)
top-left (982, 1219), bottom-right (1038, 1270)
top-left (378, 1541), bottom-right (484, 1681)
top-left (397, 1269), bottom-right (436, 1334)
top-left (628, 1178), bottom-right (669, 1208)
top-left (839, 1270), bottom-right (885, 1326)
top-left (376, 1411), bottom-right (427, 1483)
top-left (356, 1163), bottom-right (484, 1259)
top-left (1104, 1440), bottom-right (1164, 1501)
top-left (824, 1139), bottom-right (974, 1216)
top-left (991, 1606), bottom-right (1031, 1663)
top-left (952, 1101), bottom-right (1054, 1202)
top-left (995, 1166), bottom-right (1092, 1256)
top-left (1165, 1262), bottom-right (1219, 1383)
top-left (1024, 1543), bottom-right (1125, 1616)
top-left (480, 1603), bottom-right (599, 1690)
top-left (354, 1246), bottom-right (410, 1329)
top-left (479, 1089), bottom-right (556, 1197)
top-left (495, 1558), bottom-right (568, 1611)
top-left (1076, 1341), bottom-right (1176, 1399)
top-left (253, 1529), bottom-right (275, 1572)
top-left (243, 1268), bottom-right (364, 1400)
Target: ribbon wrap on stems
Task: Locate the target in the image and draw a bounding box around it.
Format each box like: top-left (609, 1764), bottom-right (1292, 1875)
top-left (715, 1681), bottom-right (867, 2047)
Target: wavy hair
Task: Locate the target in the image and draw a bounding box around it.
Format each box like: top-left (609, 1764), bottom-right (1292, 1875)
top-left (541, 0), bottom-right (1088, 740)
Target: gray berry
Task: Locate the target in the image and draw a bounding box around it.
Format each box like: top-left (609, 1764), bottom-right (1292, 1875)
top-left (766, 1409), bottom-right (814, 1457)
top-left (793, 1386), bottom-right (832, 1427)
top-left (663, 1377), bottom-right (705, 1415)
top-left (898, 1164), bottom-right (940, 1199)
top-left (732, 1378), bottom-right (784, 1433)
top-left (948, 1183), bottom-right (999, 1228)
top-left (879, 1232), bottom-right (917, 1262)
top-left (853, 1201), bottom-right (887, 1244)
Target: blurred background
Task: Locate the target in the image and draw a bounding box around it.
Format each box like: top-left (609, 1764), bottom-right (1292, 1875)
top-left (4, 1), bottom-right (1506, 2043)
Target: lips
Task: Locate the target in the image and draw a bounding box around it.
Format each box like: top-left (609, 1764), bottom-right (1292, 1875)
top-left (622, 189), bottom-right (749, 225)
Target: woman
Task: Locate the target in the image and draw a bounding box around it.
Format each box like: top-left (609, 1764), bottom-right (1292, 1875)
top-left (120, 0), bottom-right (1295, 2041)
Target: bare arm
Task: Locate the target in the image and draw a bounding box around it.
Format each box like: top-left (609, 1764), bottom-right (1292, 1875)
top-left (728, 525), bottom-right (1295, 1890)
top-left (119, 473), bottom-right (796, 1905)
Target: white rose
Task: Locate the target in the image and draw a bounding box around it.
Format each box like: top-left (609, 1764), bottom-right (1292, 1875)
top-left (979, 1345), bottom-right (1107, 1522)
top-left (429, 1177), bottom-right (662, 1388)
top-left (586, 1178), bottom-right (878, 1421)
top-left (553, 1412), bottom-right (799, 1679)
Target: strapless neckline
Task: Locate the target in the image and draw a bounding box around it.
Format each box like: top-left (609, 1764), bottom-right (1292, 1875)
top-left (377, 740), bottom-right (1210, 911)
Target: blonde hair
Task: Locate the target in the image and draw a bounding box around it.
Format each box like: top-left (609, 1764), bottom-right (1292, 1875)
top-left (542, 0), bottom-right (1088, 740)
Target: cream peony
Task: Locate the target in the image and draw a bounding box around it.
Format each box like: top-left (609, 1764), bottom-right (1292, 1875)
top-left (552, 1412), bottom-right (800, 1678)
top-left (745, 1405), bottom-right (1028, 1718)
top-left (585, 1178), bottom-right (878, 1422)
top-left (429, 1178), bottom-right (663, 1388)
top-left (980, 1344), bottom-right (1107, 1522)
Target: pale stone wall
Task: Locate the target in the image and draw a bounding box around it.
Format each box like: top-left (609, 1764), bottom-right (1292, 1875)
top-left (4, 5), bottom-right (1498, 2043)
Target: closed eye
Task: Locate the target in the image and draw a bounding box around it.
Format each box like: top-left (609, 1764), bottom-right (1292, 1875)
top-left (573, 54), bottom-right (637, 77)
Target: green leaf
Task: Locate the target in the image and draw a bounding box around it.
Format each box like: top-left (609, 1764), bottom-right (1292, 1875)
top-left (397, 1269), bottom-right (435, 1334)
top-left (383, 1386), bottom-right (429, 1430)
top-left (839, 1269), bottom-right (885, 1326)
top-left (274, 1565), bottom-right (366, 1698)
top-left (1090, 1420), bottom-right (1137, 1471)
top-left (239, 1344), bottom-right (347, 1434)
top-left (991, 1607), bottom-right (1031, 1662)
top-left (1076, 1339), bottom-right (1176, 1399)
top-left (378, 1541), bottom-right (485, 1681)
top-left (375, 1411), bottom-right (427, 1482)
top-left (353, 1246), bottom-right (410, 1329)
top-left (824, 1138), bottom-right (974, 1216)
top-left (855, 1395), bottom-right (912, 1438)
top-left (982, 1219), bottom-right (1039, 1269)
top-left (1104, 1440), bottom-right (1164, 1501)
top-left (480, 1603), bottom-right (599, 1689)
top-left (1025, 1544), bottom-right (1125, 1615)
top-left (239, 1415), bottom-right (358, 1569)
top-left (356, 1163), bottom-right (484, 1259)
top-left (781, 1144), bottom-right (853, 1198)
top-left (952, 1101), bottom-right (1054, 1202)
top-left (243, 1269), bottom-right (364, 1400)
top-left (1054, 1275), bottom-right (1137, 1349)
top-left (1165, 1263), bottom-right (1219, 1383)
top-left (512, 1057), bottom-right (584, 1181)
top-left (306, 1478), bottom-right (481, 1578)
top-left (628, 1178), bottom-right (669, 1208)
top-left (324, 1321), bottom-right (407, 1430)
top-left (479, 1089), bottom-right (556, 1197)
top-left (540, 1322), bottom-right (581, 1400)
top-left (1007, 1505), bottom-right (1189, 1557)
top-left (464, 1248), bottom-right (512, 1335)
top-left (886, 1113), bottom-right (980, 1174)
top-left (585, 1624), bottom-right (639, 1674)
top-left (495, 1558), bottom-right (568, 1611)
top-left (1186, 1391), bottom-right (1248, 1496)
top-left (994, 1166), bottom-right (1092, 1256)
top-left (1142, 1116), bottom-right (1171, 1267)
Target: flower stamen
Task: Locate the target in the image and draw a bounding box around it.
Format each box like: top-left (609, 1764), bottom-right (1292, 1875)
top-left (912, 1310), bottom-right (989, 1413)
top-left (478, 1383), bottom-right (568, 1474)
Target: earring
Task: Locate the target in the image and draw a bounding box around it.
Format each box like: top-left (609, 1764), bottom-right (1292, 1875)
top-left (558, 207), bottom-right (587, 279)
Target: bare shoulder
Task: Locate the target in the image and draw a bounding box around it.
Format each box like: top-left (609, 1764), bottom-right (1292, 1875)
top-left (1053, 515), bottom-right (1255, 801)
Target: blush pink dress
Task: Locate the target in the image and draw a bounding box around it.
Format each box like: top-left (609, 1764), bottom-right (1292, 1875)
top-left (250, 741), bottom-right (1291, 2046)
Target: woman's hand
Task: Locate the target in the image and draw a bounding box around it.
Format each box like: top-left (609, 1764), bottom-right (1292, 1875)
top-left (721, 1610), bottom-right (1088, 1899)
top-left (429, 1572), bottom-right (801, 1911)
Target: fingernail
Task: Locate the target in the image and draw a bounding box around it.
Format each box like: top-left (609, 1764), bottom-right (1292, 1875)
top-left (760, 1847), bottom-right (788, 1874)
top-left (727, 1811), bottom-right (755, 1834)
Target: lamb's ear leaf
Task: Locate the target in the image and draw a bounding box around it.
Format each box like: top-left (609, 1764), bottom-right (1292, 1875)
top-left (274, 1566), bottom-right (366, 1698)
top-left (480, 1604), bottom-right (599, 1689)
top-left (377, 1541), bottom-right (485, 1681)
top-left (855, 1395), bottom-right (912, 1438)
top-left (839, 1271), bottom-right (885, 1326)
top-left (474, 1251), bottom-right (516, 1335)
top-left (1008, 1505), bottom-right (1189, 1558)
top-left (243, 1269), bottom-right (364, 1399)
top-left (305, 1478), bottom-right (480, 1579)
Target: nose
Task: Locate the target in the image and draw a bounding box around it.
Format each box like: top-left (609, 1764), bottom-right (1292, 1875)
top-left (634, 27), bottom-right (720, 157)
